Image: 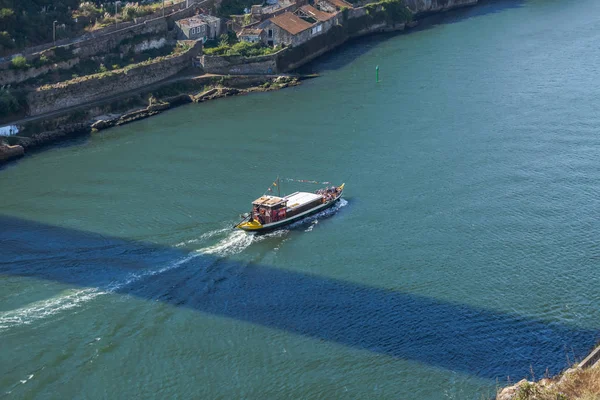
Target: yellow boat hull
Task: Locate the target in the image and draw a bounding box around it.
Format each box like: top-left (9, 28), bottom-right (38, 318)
top-left (237, 219), bottom-right (264, 231)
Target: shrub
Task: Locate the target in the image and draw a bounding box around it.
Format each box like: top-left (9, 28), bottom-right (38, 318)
top-left (32, 54), bottom-right (52, 68)
top-left (98, 63), bottom-right (108, 73)
top-left (53, 46), bottom-right (74, 62)
top-left (364, 0), bottom-right (412, 23)
top-left (204, 41), bottom-right (280, 57)
top-left (0, 88), bottom-right (23, 117)
top-left (122, 5), bottom-right (139, 21)
top-left (76, 2), bottom-right (102, 18)
top-left (10, 55), bottom-right (28, 69)
top-left (0, 31), bottom-right (15, 50)
top-left (0, 8), bottom-right (15, 18)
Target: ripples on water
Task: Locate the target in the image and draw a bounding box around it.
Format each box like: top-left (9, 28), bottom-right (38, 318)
top-left (0, 199), bottom-right (348, 331)
top-left (3, 0), bottom-right (600, 398)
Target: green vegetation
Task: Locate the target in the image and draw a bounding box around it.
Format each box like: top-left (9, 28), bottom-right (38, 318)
top-left (0, 0), bottom-right (80, 54)
top-left (204, 35), bottom-right (281, 57)
top-left (39, 43), bottom-right (193, 90)
top-left (0, 0), bottom-right (183, 54)
top-left (0, 30), bottom-right (14, 51)
top-left (32, 54), bottom-right (52, 68)
top-left (14, 43), bottom-right (177, 89)
top-left (0, 87), bottom-right (25, 118)
top-left (364, 0), bottom-right (413, 23)
top-left (218, 0), bottom-right (256, 17)
top-left (10, 55), bottom-right (28, 70)
top-left (340, 6), bottom-right (349, 21)
top-left (8, 46), bottom-right (75, 71)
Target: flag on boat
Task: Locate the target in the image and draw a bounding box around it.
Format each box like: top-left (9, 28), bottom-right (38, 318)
top-left (283, 178), bottom-right (332, 185)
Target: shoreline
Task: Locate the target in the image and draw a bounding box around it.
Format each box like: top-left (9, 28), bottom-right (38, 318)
top-left (0, 73), bottom-right (306, 165)
top-left (496, 345), bottom-right (600, 399)
top-left (0, 0), bottom-right (488, 166)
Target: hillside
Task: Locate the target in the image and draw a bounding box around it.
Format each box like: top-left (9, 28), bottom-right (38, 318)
top-left (0, 0), bottom-right (80, 53)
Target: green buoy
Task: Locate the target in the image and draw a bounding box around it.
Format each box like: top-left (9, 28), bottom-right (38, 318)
top-left (376, 65), bottom-right (379, 83)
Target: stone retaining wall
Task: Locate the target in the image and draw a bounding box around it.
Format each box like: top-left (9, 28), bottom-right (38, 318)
top-left (199, 49), bottom-right (287, 74)
top-left (26, 42), bottom-right (202, 116)
top-left (0, 58), bottom-right (80, 86)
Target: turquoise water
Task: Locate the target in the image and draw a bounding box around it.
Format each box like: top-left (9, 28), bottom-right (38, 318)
top-left (2, 0), bottom-right (600, 398)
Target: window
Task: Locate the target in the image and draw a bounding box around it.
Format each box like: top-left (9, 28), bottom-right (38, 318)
top-left (268, 29), bottom-right (273, 38)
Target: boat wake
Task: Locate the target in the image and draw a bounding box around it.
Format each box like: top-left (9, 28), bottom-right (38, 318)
top-left (0, 229), bottom-right (253, 332)
top-left (0, 199), bottom-right (348, 332)
top-left (0, 288), bottom-right (104, 331)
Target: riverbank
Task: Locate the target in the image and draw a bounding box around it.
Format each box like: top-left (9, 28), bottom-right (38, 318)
top-left (2, 0), bottom-right (600, 397)
top-left (0, 0), bottom-right (489, 166)
top-left (496, 346), bottom-right (600, 400)
top-left (0, 73), bottom-right (305, 165)
top-left (0, 0), bottom-right (488, 164)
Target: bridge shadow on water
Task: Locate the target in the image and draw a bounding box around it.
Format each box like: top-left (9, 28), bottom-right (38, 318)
top-left (0, 214), bottom-right (596, 382)
top-left (298, 0), bottom-right (526, 74)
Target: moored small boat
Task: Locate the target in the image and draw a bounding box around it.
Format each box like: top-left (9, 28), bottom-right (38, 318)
top-left (236, 183), bottom-right (345, 233)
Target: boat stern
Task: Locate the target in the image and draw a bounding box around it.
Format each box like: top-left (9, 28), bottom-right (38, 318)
top-left (236, 219), bottom-right (264, 231)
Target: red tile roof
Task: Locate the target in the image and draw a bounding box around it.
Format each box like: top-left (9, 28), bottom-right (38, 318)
top-left (269, 12), bottom-right (313, 35)
top-left (299, 5), bottom-right (335, 21)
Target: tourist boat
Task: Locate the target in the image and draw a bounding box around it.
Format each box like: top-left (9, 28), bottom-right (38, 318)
top-left (236, 182), bottom-right (345, 233)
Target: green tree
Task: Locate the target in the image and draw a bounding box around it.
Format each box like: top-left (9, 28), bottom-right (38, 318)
top-left (0, 88), bottom-right (21, 117)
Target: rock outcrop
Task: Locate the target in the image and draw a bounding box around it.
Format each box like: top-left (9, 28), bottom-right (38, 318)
top-left (0, 145), bottom-right (25, 162)
top-left (405, 0), bottom-right (479, 15)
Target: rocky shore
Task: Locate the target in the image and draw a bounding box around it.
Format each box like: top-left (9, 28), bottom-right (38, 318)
top-left (0, 144), bottom-right (25, 163)
top-left (89, 75), bottom-right (300, 132)
top-left (496, 346), bottom-right (600, 400)
top-left (0, 75), bottom-right (301, 166)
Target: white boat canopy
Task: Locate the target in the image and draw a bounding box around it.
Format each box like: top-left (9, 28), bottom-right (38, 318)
top-left (284, 192), bottom-right (322, 209)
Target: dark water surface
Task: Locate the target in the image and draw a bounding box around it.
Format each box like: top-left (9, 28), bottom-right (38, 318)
top-left (2, 0), bottom-right (600, 398)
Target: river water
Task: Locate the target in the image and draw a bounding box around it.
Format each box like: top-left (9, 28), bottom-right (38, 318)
top-left (2, 0), bottom-right (600, 398)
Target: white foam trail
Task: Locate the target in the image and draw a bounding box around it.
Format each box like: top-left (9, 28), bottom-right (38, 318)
top-left (0, 228), bottom-right (253, 332)
top-left (174, 227), bottom-right (230, 248)
top-left (0, 252), bottom-right (204, 331)
top-left (0, 288), bottom-right (104, 331)
top-left (0, 200), bottom-right (348, 331)
top-left (197, 229), bottom-right (255, 256)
